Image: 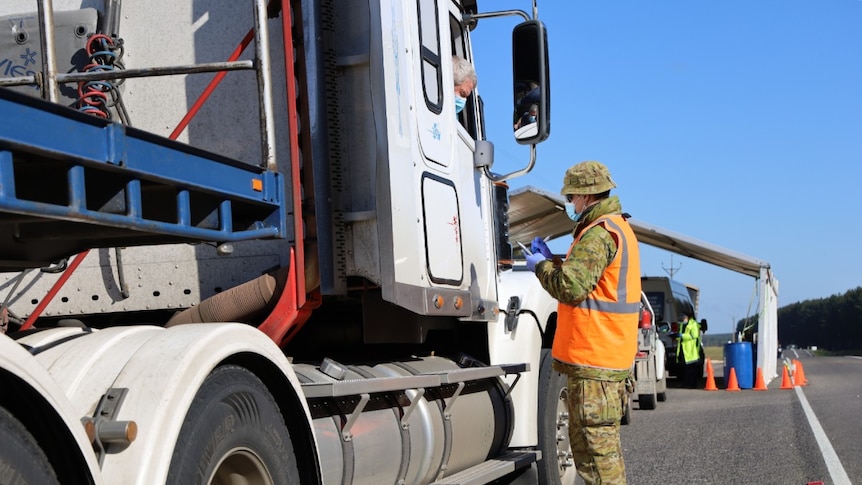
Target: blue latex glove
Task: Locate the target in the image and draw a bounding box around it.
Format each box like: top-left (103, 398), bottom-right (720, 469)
top-left (531, 236), bottom-right (553, 259)
top-left (526, 252), bottom-right (546, 271)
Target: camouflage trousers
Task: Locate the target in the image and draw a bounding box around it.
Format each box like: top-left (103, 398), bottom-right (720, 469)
top-left (565, 374), bottom-right (628, 485)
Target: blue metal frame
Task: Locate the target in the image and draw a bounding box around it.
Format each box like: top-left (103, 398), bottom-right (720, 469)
top-left (0, 88), bottom-right (286, 249)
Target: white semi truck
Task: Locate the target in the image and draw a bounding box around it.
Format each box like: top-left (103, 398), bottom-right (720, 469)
top-left (0, 0), bottom-right (583, 484)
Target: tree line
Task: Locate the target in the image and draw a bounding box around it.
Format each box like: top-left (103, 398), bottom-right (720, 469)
top-left (737, 286), bottom-right (862, 351)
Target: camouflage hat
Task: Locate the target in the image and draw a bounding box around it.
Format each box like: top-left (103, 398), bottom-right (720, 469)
top-left (560, 160), bottom-right (617, 195)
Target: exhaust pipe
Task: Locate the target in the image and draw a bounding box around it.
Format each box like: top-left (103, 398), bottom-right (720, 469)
top-left (166, 269), bottom-right (286, 327)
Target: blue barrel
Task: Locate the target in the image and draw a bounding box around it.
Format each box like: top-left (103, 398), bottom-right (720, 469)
top-left (724, 342), bottom-right (754, 389)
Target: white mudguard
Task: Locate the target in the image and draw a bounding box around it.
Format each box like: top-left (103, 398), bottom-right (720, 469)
top-left (21, 323), bottom-right (315, 485)
top-left (0, 333), bottom-right (105, 483)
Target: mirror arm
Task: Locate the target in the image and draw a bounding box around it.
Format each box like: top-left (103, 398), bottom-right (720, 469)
top-left (483, 144), bottom-right (536, 183)
top-left (462, 10), bottom-right (531, 26)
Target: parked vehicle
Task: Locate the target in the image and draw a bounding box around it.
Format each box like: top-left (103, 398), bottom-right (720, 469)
top-left (642, 276), bottom-right (703, 378)
top-left (633, 294), bottom-right (667, 410)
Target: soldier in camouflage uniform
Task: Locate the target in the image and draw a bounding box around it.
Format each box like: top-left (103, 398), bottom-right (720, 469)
top-left (525, 161), bottom-right (642, 485)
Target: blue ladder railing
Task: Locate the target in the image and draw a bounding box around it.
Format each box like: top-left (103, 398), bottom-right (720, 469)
top-left (0, 88), bottom-right (285, 270)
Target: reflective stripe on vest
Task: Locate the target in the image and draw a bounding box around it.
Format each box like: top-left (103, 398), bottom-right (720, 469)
top-left (576, 217), bottom-right (640, 315)
top-left (552, 214), bottom-right (641, 370)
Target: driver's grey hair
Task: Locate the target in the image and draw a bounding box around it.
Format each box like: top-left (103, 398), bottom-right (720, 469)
top-left (452, 56), bottom-right (477, 86)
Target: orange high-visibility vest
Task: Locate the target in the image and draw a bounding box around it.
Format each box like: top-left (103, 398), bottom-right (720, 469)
top-left (552, 214), bottom-right (641, 370)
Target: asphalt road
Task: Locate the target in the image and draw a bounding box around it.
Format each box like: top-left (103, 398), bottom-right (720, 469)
top-left (616, 352), bottom-right (860, 485)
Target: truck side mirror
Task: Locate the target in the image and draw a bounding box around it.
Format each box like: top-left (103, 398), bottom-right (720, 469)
top-left (512, 20), bottom-right (550, 145)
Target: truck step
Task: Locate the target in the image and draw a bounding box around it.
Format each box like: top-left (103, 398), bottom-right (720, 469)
top-left (301, 374), bottom-right (442, 398)
top-left (0, 88), bottom-right (286, 271)
top-left (430, 450), bottom-right (541, 485)
top-left (421, 362), bottom-right (528, 383)
top-left (299, 362), bottom-right (529, 398)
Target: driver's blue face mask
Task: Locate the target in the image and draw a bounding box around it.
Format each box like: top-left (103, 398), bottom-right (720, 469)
top-left (455, 95), bottom-right (466, 114)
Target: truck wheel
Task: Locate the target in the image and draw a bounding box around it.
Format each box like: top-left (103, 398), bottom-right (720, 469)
top-left (620, 393), bottom-right (633, 425)
top-left (537, 349), bottom-right (578, 485)
top-left (0, 406), bottom-right (59, 485)
top-left (657, 376), bottom-right (667, 402)
top-left (638, 391), bottom-right (656, 410)
top-left (167, 365), bottom-right (300, 485)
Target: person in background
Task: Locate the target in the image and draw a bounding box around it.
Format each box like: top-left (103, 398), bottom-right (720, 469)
top-left (513, 80), bottom-right (540, 127)
top-left (525, 161), bottom-right (641, 485)
top-left (452, 55), bottom-right (476, 115)
top-left (675, 313), bottom-right (702, 388)
top-left (514, 103), bottom-right (538, 129)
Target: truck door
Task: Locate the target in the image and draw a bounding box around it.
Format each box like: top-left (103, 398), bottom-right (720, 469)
top-left (415, 0), bottom-right (464, 285)
top-left (376, 0), bottom-right (496, 317)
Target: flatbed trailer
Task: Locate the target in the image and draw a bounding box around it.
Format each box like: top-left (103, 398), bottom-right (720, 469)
top-left (0, 88), bottom-right (285, 269)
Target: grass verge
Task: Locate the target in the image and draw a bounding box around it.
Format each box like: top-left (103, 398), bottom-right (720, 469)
top-left (704, 346), bottom-right (724, 362)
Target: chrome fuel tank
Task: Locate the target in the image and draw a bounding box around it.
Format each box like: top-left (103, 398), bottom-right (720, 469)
top-left (295, 356), bottom-right (515, 485)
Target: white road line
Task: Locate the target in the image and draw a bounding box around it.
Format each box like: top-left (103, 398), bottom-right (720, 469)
top-left (795, 386), bottom-right (852, 485)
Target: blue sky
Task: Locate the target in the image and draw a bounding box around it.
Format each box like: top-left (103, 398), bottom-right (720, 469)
top-left (471, 1), bottom-right (862, 335)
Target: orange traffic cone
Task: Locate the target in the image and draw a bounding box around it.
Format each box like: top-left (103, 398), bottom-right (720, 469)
top-left (794, 359), bottom-right (808, 386)
top-left (704, 358), bottom-right (718, 391)
top-left (725, 367), bottom-right (740, 391)
top-left (780, 365), bottom-right (794, 389)
top-left (753, 368), bottom-right (768, 391)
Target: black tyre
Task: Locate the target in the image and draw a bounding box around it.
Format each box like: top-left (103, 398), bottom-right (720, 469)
top-left (638, 391), bottom-right (656, 410)
top-left (0, 405), bottom-right (59, 485)
top-left (656, 373), bottom-right (668, 402)
top-left (167, 365), bottom-right (300, 485)
top-left (620, 393), bottom-right (632, 425)
top-left (537, 349), bottom-right (578, 485)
